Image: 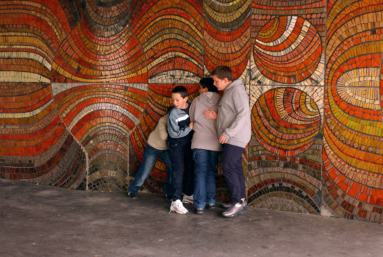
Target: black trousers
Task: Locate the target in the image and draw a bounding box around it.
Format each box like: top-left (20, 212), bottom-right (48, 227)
top-left (222, 144), bottom-right (245, 205)
top-left (169, 147), bottom-right (194, 201)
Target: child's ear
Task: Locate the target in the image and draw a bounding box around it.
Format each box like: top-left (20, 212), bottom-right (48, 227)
top-left (185, 96), bottom-right (189, 100)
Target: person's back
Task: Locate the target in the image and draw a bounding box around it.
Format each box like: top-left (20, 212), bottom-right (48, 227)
top-left (147, 116), bottom-right (168, 150)
top-left (127, 115), bottom-right (174, 200)
top-left (189, 78), bottom-right (222, 214)
top-left (190, 91), bottom-right (222, 151)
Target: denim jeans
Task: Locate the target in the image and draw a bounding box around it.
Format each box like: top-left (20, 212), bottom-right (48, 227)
top-left (169, 146), bottom-right (194, 201)
top-left (222, 144), bottom-right (245, 205)
top-left (193, 149), bottom-right (219, 209)
top-left (128, 144), bottom-right (174, 196)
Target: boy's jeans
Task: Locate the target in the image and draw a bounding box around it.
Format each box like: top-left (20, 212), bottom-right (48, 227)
top-left (128, 144), bottom-right (174, 196)
top-left (169, 147), bottom-right (194, 201)
top-left (222, 144), bottom-right (245, 205)
top-left (193, 149), bottom-right (219, 209)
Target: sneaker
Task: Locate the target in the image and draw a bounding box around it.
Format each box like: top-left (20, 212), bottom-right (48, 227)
top-left (128, 192), bottom-right (137, 199)
top-left (222, 203), bottom-right (246, 218)
top-left (170, 200), bottom-right (189, 214)
top-left (165, 195), bottom-right (172, 202)
top-left (242, 199), bottom-right (247, 210)
top-left (206, 204), bottom-right (215, 210)
top-left (221, 199), bottom-right (246, 209)
top-left (221, 202), bottom-right (231, 209)
top-left (193, 206), bottom-right (204, 215)
top-left (182, 194), bottom-right (193, 204)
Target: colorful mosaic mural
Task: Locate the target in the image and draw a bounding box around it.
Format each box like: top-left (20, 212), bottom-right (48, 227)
top-left (1, 0), bottom-right (383, 223)
top-left (323, 0), bottom-right (383, 223)
top-left (0, 0), bottom-right (87, 189)
top-left (247, 0), bottom-right (326, 215)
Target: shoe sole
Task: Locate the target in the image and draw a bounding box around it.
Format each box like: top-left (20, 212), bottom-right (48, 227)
top-left (221, 202), bottom-right (247, 210)
top-left (182, 199), bottom-right (193, 204)
top-left (221, 204), bottom-right (230, 209)
top-left (222, 207), bottom-right (246, 218)
top-left (170, 206), bottom-right (188, 214)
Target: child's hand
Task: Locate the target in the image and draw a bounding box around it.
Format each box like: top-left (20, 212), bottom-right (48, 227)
top-left (204, 109), bottom-right (217, 120)
top-left (219, 135), bottom-right (228, 144)
top-left (189, 122), bottom-right (194, 130)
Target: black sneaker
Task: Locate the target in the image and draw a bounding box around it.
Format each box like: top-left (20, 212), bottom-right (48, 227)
top-left (193, 206), bottom-right (204, 215)
top-left (165, 195), bottom-right (172, 202)
top-left (206, 204), bottom-right (215, 210)
top-left (128, 192), bottom-right (137, 199)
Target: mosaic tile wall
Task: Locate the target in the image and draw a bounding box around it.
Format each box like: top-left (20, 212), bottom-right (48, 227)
top-left (0, 0), bottom-right (382, 223)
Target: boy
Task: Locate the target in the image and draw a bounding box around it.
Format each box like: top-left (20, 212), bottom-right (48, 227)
top-left (204, 66), bottom-right (251, 218)
top-left (189, 78), bottom-right (222, 214)
top-left (167, 86), bottom-right (194, 214)
top-left (128, 113), bottom-right (174, 200)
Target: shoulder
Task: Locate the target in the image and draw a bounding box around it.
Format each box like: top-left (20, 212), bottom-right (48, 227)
top-left (232, 86), bottom-right (247, 98)
top-left (169, 107), bottom-right (177, 115)
top-left (213, 92), bottom-right (221, 99)
top-left (190, 97), bottom-right (199, 106)
top-left (168, 108), bottom-right (181, 119)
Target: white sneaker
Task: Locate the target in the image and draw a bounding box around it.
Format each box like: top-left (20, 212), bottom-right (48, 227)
top-left (182, 194), bottom-right (193, 204)
top-left (170, 199), bottom-right (189, 214)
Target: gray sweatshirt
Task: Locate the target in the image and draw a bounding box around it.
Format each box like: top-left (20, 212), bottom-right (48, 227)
top-left (218, 79), bottom-right (251, 148)
top-left (190, 92), bottom-right (222, 151)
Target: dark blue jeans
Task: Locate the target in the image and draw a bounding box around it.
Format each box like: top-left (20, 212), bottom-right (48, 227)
top-left (193, 149), bottom-right (219, 209)
top-left (222, 144), bottom-right (245, 205)
top-left (169, 146), bottom-right (194, 201)
top-left (128, 144), bottom-right (174, 196)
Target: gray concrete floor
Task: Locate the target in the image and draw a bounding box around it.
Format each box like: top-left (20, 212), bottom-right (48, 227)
top-left (0, 179), bottom-right (382, 257)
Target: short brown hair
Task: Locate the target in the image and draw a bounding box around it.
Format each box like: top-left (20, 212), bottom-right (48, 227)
top-left (211, 66), bottom-right (233, 81)
top-left (171, 86), bottom-right (188, 98)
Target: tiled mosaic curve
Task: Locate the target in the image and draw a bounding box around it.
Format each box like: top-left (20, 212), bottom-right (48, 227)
top-left (0, 0), bottom-right (382, 223)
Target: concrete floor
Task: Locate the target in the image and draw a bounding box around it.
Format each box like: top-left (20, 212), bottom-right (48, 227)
top-left (0, 179), bottom-right (382, 257)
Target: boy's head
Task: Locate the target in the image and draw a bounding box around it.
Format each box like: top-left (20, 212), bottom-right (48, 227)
top-left (211, 66), bottom-right (233, 91)
top-left (199, 78), bottom-right (217, 94)
top-left (171, 86), bottom-right (188, 109)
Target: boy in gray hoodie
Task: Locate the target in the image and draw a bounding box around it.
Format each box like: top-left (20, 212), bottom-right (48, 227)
top-left (189, 78), bottom-right (222, 214)
top-left (204, 66), bottom-right (251, 218)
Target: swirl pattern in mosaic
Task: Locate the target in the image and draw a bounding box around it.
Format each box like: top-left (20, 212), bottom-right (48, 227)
top-left (52, 83), bottom-right (148, 191)
top-left (129, 0), bottom-right (203, 84)
top-left (323, 0), bottom-right (383, 223)
top-left (52, 0), bottom-right (147, 83)
top-left (0, 0), bottom-right (87, 189)
top-left (0, 0), bottom-right (82, 83)
top-left (204, 0), bottom-right (251, 79)
top-left (252, 88), bottom-right (321, 157)
top-left (253, 16), bottom-right (322, 85)
top-left (248, 88), bottom-right (322, 214)
top-left (250, 0), bottom-right (326, 87)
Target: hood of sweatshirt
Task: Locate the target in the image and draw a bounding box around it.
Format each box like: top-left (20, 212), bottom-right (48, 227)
top-left (224, 79), bottom-right (244, 92)
top-left (196, 92), bottom-right (221, 108)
